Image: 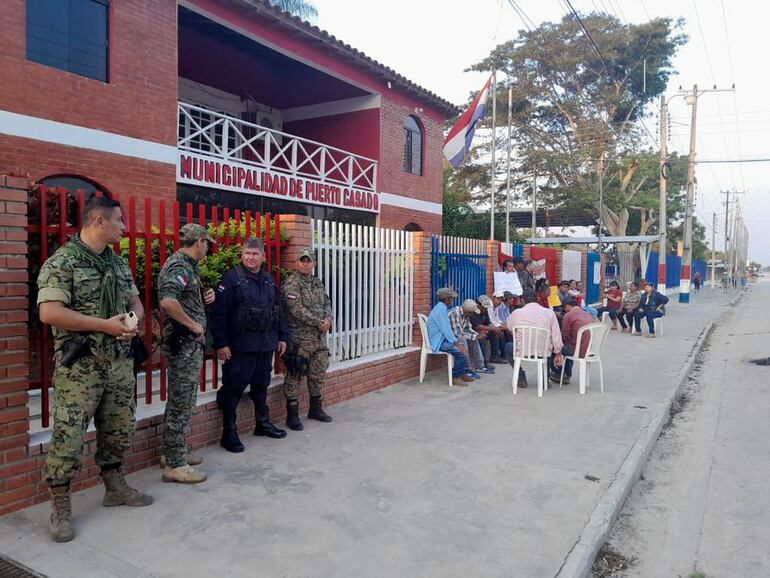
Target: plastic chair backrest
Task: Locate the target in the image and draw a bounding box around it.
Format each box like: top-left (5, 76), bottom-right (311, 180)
top-left (574, 322), bottom-right (609, 359)
top-left (510, 325), bottom-right (550, 360)
top-left (417, 313), bottom-right (431, 349)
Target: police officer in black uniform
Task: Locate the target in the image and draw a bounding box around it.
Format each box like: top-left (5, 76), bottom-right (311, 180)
top-left (211, 237), bottom-right (289, 453)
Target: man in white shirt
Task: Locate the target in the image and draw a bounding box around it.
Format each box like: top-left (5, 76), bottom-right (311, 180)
top-left (505, 288), bottom-right (564, 388)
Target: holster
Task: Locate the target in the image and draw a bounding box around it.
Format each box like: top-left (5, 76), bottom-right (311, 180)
top-left (166, 321), bottom-right (196, 355)
top-left (60, 333), bottom-right (93, 368)
top-left (283, 343), bottom-right (310, 378)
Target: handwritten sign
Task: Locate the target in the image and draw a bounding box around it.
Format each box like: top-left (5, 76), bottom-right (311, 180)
top-left (494, 272), bottom-right (523, 296)
top-left (547, 285), bottom-right (562, 308)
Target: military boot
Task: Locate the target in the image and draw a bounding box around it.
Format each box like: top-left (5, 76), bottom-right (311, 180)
top-left (162, 465), bottom-right (207, 484)
top-left (220, 410), bottom-right (245, 453)
top-left (101, 467), bottom-right (154, 507)
top-left (254, 405), bottom-right (287, 439)
top-left (307, 395), bottom-right (333, 423)
top-left (160, 450), bottom-right (202, 468)
top-left (285, 399), bottom-right (304, 431)
top-left (49, 484), bottom-right (75, 543)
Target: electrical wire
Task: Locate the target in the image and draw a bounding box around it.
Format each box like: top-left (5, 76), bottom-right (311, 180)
top-left (720, 0), bottom-right (747, 192)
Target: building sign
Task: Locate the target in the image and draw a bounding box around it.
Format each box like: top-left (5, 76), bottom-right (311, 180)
top-left (177, 152), bottom-right (379, 213)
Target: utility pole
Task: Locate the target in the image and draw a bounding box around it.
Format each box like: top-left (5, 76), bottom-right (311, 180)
top-left (679, 84), bottom-right (698, 303)
top-left (531, 173), bottom-right (537, 238)
top-left (597, 153), bottom-right (604, 254)
top-left (711, 212), bottom-right (716, 289)
top-left (489, 71), bottom-right (497, 241)
top-left (658, 95), bottom-right (668, 294)
top-left (723, 190), bottom-right (730, 284)
top-left (505, 86), bottom-right (513, 243)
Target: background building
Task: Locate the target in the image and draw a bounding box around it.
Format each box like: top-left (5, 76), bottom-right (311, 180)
top-left (0, 0), bottom-right (457, 232)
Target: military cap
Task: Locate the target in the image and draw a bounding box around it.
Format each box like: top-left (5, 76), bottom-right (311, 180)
top-left (179, 223), bottom-right (215, 243)
top-left (436, 287), bottom-right (458, 300)
top-left (298, 248), bottom-right (316, 261)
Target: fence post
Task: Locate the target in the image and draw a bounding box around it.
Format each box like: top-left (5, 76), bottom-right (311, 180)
top-left (412, 232), bottom-right (432, 346)
top-left (486, 240), bottom-right (498, 297)
top-left (0, 175), bottom-right (34, 514)
top-left (279, 214), bottom-right (312, 266)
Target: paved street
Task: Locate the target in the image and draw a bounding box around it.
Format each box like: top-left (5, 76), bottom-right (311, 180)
top-left (0, 287), bottom-right (737, 578)
top-left (602, 280), bottom-right (769, 577)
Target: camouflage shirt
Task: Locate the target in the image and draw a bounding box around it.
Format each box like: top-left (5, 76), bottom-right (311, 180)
top-left (158, 250), bottom-right (206, 336)
top-left (37, 236), bottom-right (138, 358)
top-left (282, 271), bottom-right (332, 340)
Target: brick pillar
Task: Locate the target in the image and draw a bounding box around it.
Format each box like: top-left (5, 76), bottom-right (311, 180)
top-left (0, 175), bottom-right (34, 514)
top-left (279, 214), bottom-right (312, 268)
top-left (486, 240), bottom-right (498, 297)
top-left (412, 232), bottom-right (432, 346)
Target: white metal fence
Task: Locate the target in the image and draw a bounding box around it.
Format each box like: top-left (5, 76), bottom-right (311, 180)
top-left (312, 220), bottom-right (415, 363)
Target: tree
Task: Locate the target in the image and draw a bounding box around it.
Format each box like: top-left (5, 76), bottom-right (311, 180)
top-left (454, 12), bottom-right (687, 240)
top-left (267, 0), bottom-right (317, 19)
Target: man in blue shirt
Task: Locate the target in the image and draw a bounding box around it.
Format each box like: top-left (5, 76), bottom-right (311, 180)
top-left (427, 288), bottom-right (473, 385)
top-left (634, 283), bottom-right (668, 338)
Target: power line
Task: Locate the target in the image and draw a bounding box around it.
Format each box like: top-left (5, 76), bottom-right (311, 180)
top-left (720, 0), bottom-right (747, 192)
top-left (562, 0), bottom-right (610, 74)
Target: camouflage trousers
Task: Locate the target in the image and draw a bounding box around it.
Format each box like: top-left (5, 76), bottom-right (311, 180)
top-left (283, 338), bottom-right (330, 400)
top-left (162, 340), bottom-right (203, 469)
top-left (45, 355), bottom-right (135, 486)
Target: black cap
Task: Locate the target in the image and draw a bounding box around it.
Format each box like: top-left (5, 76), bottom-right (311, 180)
top-left (562, 296), bottom-right (578, 306)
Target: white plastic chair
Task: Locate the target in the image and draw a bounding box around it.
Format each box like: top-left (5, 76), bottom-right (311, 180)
top-left (601, 292), bottom-right (625, 325)
top-left (417, 314), bottom-right (454, 386)
top-left (510, 325), bottom-right (551, 397)
top-left (559, 322), bottom-right (610, 394)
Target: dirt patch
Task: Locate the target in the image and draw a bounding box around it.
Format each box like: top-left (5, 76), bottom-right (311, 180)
top-left (749, 357), bottom-right (770, 366)
top-left (591, 544), bottom-right (635, 577)
top-left (662, 342), bottom-right (709, 432)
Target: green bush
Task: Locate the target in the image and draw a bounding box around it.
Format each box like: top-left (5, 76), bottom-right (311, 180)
top-left (120, 217), bottom-right (288, 306)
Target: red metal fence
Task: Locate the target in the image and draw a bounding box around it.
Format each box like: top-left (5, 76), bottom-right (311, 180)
top-left (27, 185), bottom-right (286, 428)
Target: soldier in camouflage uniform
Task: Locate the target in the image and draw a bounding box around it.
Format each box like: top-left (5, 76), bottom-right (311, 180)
top-left (158, 224), bottom-right (216, 484)
top-left (37, 196), bottom-right (153, 543)
top-left (282, 248), bottom-right (334, 430)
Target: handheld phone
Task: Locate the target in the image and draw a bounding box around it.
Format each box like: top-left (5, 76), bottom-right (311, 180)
top-left (125, 311), bottom-right (138, 330)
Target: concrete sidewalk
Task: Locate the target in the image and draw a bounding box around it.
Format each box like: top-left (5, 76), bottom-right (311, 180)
top-left (0, 288), bottom-right (739, 578)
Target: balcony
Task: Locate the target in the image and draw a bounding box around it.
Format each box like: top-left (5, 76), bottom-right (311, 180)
top-left (177, 102), bottom-right (379, 210)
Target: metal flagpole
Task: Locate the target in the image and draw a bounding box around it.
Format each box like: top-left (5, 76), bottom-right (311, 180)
top-left (505, 85), bottom-right (513, 243)
top-left (489, 71), bottom-right (497, 241)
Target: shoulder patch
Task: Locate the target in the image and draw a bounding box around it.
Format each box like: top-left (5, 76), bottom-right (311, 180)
top-left (175, 274), bottom-right (188, 288)
top-left (286, 292), bottom-right (298, 300)
top-left (217, 284), bottom-right (226, 293)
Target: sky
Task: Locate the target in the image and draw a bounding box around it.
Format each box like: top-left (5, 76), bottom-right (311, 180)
top-left (313, 0), bottom-right (767, 264)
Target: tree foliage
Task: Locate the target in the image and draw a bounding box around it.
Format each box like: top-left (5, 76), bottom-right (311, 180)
top-left (445, 11), bottom-right (702, 250)
top-left (267, 0), bottom-right (317, 19)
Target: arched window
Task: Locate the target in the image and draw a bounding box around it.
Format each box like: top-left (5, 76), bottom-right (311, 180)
top-left (403, 116), bottom-right (423, 176)
top-left (403, 222), bottom-right (423, 232)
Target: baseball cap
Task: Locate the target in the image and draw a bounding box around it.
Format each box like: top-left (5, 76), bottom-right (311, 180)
top-left (462, 299), bottom-right (481, 314)
top-left (562, 296), bottom-right (578, 306)
top-left (493, 291), bottom-right (505, 298)
top-left (436, 287), bottom-right (458, 300)
top-left (298, 248), bottom-right (316, 261)
top-left (502, 291), bottom-right (515, 301)
top-left (179, 223), bottom-right (215, 243)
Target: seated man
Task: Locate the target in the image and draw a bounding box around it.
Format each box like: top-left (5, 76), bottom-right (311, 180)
top-left (596, 280), bottom-right (623, 330)
top-left (506, 288), bottom-right (563, 389)
top-left (491, 291), bottom-right (513, 358)
top-left (472, 295), bottom-right (507, 365)
top-left (426, 288), bottom-right (473, 385)
top-left (448, 299), bottom-right (491, 375)
top-left (549, 296), bottom-right (593, 384)
top-left (634, 283), bottom-right (668, 338)
top-left (617, 281), bottom-right (641, 332)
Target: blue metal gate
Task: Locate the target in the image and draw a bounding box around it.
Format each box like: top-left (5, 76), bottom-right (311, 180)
top-left (586, 252), bottom-right (601, 304)
top-left (430, 235), bottom-right (489, 307)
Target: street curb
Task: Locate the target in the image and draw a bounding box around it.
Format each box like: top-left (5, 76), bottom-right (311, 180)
top-left (554, 319), bottom-right (717, 578)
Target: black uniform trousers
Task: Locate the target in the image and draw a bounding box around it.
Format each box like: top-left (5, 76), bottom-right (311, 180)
top-left (219, 350), bottom-right (273, 415)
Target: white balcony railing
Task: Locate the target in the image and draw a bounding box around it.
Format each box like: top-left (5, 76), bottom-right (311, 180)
top-left (177, 102), bottom-right (378, 193)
